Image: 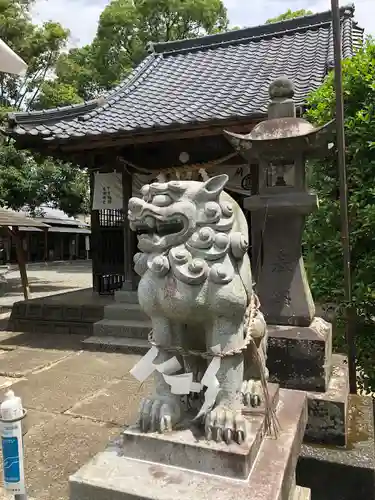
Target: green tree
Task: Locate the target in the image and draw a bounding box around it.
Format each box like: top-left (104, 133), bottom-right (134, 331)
top-left (94, 0), bottom-right (228, 90)
top-left (266, 9), bottom-right (313, 24)
top-left (304, 39), bottom-right (375, 392)
top-left (0, 144), bottom-right (89, 217)
top-left (0, 0), bottom-right (89, 216)
top-left (32, 45), bottom-right (97, 107)
top-left (0, 0), bottom-right (70, 110)
top-left (37, 0), bottom-right (229, 103)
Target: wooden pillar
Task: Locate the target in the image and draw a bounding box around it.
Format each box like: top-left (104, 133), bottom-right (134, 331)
top-left (122, 168), bottom-right (137, 291)
top-left (250, 162), bottom-right (262, 285)
top-left (26, 233), bottom-right (30, 262)
top-left (131, 223), bottom-right (140, 288)
top-left (89, 168), bottom-right (100, 291)
top-left (10, 227), bottom-right (29, 300)
top-left (60, 235), bottom-right (64, 261)
top-left (44, 229), bottom-right (48, 262)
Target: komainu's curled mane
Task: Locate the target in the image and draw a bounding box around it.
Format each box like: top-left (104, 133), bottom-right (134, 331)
top-left (128, 174), bottom-right (272, 444)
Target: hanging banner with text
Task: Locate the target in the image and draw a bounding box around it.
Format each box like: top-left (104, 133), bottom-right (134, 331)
top-left (92, 172), bottom-right (123, 210)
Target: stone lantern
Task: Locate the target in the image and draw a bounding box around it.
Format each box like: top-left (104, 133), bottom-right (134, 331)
top-left (225, 77), bottom-right (335, 328)
top-left (225, 77), bottom-right (338, 399)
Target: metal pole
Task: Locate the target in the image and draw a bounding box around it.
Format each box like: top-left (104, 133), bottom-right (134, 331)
top-left (331, 0), bottom-right (357, 394)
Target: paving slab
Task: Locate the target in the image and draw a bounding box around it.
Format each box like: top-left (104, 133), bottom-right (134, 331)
top-left (51, 350), bottom-right (142, 379)
top-left (0, 369), bottom-right (114, 413)
top-left (1, 414), bottom-right (120, 500)
top-left (0, 347), bottom-right (74, 377)
top-left (23, 409), bottom-right (57, 435)
top-left (0, 375), bottom-right (17, 389)
top-left (67, 376), bottom-right (154, 426)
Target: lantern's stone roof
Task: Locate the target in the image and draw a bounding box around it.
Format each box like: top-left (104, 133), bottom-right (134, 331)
top-left (5, 4), bottom-right (363, 147)
top-left (241, 117), bottom-right (318, 141)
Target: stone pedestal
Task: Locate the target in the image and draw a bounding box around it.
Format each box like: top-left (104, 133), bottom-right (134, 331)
top-left (69, 388), bottom-right (310, 500)
top-left (297, 395), bottom-right (375, 500)
top-left (267, 316), bottom-right (350, 446)
top-left (304, 354), bottom-right (349, 447)
top-left (267, 317), bottom-right (332, 392)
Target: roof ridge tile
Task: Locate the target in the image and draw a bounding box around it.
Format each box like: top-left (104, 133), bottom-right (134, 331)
top-left (8, 100), bottom-right (100, 126)
top-left (151, 4), bottom-right (355, 55)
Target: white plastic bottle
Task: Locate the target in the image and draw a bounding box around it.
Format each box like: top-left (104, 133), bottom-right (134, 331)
top-left (1, 390), bottom-right (26, 495)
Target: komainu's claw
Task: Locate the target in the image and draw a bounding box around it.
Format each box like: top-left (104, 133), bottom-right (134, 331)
top-left (241, 380), bottom-right (263, 408)
top-left (139, 396), bottom-right (182, 433)
top-left (205, 406), bottom-right (246, 444)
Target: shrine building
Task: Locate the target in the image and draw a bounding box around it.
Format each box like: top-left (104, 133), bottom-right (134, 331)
top-left (4, 5), bottom-right (363, 294)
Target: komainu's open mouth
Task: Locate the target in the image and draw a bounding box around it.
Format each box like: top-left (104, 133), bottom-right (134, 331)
top-left (134, 217), bottom-right (185, 237)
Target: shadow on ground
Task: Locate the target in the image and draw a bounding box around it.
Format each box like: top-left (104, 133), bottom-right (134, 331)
top-left (0, 332), bottom-right (88, 352)
top-left (55, 267), bottom-right (92, 274)
top-left (3, 277), bottom-right (78, 296)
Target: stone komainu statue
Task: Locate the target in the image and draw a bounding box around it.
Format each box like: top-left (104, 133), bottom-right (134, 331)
top-left (128, 174), bottom-right (270, 444)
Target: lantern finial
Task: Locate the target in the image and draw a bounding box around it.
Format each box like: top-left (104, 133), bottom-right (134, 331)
top-left (269, 76), bottom-right (295, 100)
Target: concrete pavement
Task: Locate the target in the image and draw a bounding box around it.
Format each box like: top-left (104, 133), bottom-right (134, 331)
top-left (0, 330), bottom-right (153, 500)
top-left (0, 262), bottom-right (92, 309)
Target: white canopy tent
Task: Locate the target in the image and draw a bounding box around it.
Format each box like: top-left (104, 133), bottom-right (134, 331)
top-left (0, 38), bottom-right (27, 76)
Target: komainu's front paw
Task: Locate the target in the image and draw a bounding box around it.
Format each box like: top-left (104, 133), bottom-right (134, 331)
top-left (205, 405), bottom-right (246, 444)
top-left (241, 379), bottom-right (263, 408)
top-left (139, 395), bottom-right (182, 433)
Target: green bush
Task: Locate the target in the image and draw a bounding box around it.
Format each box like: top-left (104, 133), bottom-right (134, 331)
top-left (304, 38), bottom-right (375, 392)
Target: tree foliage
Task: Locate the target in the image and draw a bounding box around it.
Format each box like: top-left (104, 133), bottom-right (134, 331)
top-left (304, 39), bottom-right (375, 391)
top-left (0, 0), bottom-right (89, 215)
top-left (2, 0), bottom-right (228, 214)
top-left (37, 0), bottom-right (229, 103)
top-left (0, 143), bottom-right (89, 217)
top-left (0, 0), bottom-right (228, 215)
top-left (0, 0), bottom-right (69, 110)
top-left (266, 9), bottom-right (313, 24)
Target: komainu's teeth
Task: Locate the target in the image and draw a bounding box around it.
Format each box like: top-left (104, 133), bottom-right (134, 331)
top-left (145, 216), bottom-right (156, 228)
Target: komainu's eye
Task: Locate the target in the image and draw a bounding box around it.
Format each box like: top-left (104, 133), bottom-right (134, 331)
top-left (151, 194), bottom-right (173, 207)
top-left (168, 181), bottom-right (184, 192)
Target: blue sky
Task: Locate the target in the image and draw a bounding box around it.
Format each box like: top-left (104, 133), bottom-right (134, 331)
top-left (32, 0), bottom-right (374, 47)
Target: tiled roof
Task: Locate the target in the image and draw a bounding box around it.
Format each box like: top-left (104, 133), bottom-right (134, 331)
top-left (5, 4), bottom-right (364, 146)
top-left (0, 209), bottom-right (49, 228)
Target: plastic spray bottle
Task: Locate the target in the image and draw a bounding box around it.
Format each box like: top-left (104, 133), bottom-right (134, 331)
top-left (1, 390), bottom-right (26, 495)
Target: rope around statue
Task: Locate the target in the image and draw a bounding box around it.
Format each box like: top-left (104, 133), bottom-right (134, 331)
top-left (148, 292), bottom-right (280, 437)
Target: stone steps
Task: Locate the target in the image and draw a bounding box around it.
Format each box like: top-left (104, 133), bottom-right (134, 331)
top-left (8, 298), bottom-right (106, 335)
top-left (91, 289), bottom-right (151, 339)
top-left (114, 290), bottom-right (139, 304)
top-left (104, 302), bottom-right (149, 322)
top-left (8, 318), bottom-right (93, 335)
top-left (93, 318), bottom-right (151, 339)
top-left (82, 335), bottom-right (149, 354)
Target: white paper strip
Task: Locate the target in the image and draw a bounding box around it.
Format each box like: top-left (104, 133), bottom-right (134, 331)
top-left (201, 356), bottom-right (221, 388)
top-left (155, 357), bottom-right (182, 375)
top-left (190, 382), bottom-right (202, 393)
top-left (210, 344), bottom-right (222, 355)
top-left (129, 346), bottom-right (159, 382)
top-left (195, 377), bottom-right (220, 420)
top-left (163, 373), bottom-right (193, 395)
